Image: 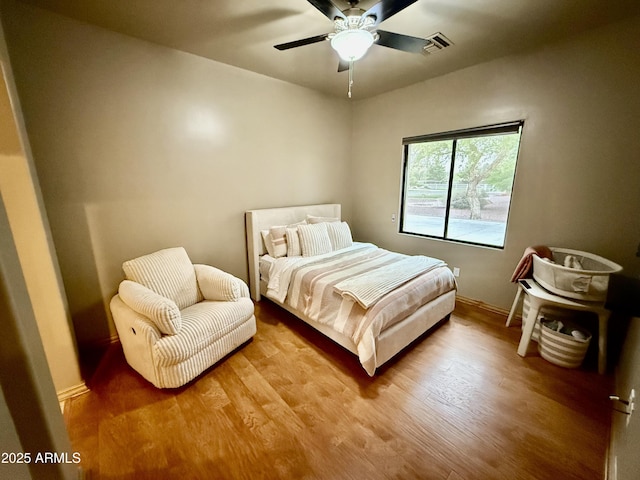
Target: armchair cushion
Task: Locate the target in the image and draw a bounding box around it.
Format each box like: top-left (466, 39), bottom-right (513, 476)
top-left (122, 247), bottom-right (203, 309)
top-left (194, 264), bottom-right (241, 302)
top-left (118, 280), bottom-right (182, 335)
top-left (154, 298), bottom-right (255, 366)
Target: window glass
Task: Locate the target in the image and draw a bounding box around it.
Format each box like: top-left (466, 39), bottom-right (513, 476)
top-left (400, 122), bottom-right (523, 248)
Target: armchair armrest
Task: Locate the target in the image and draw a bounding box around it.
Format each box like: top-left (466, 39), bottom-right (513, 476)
top-left (110, 295), bottom-right (162, 385)
top-left (194, 264), bottom-right (249, 301)
top-left (118, 280), bottom-right (182, 335)
top-left (110, 295), bottom-right (162, 343)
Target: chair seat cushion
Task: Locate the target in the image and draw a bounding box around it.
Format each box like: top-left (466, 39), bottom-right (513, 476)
top-left (153, 298), bottom-right (254, 366)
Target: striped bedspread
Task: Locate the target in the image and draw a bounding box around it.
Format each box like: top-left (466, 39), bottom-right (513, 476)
top-left (265, 243), bottom-right (456, 375)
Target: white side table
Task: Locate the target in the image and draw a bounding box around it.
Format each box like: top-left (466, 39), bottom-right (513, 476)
top-left (506, 279), bottom-right (611, 374)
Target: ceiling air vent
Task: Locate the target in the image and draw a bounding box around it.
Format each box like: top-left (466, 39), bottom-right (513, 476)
top-left (423, 32), bottom-right (453, 54)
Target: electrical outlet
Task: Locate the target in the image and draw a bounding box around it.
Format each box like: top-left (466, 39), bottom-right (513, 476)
top-left (453, 267), bottom-right (460, 277)
top-left (610, 389), bottom-right (636, 426)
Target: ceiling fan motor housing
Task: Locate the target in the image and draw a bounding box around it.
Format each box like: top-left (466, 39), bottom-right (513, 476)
top-left (332, 9), bottom-right (377, 35)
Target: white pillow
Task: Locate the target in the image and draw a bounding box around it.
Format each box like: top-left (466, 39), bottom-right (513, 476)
top-left (118, 280), bottom-right (181, 335)
top-left (260, 230), bottom-right (274, 256)
top-left (298, 222), bottom-right (333, 257)
top-left (286, 227), bottom-right (302, 257)
top-left (326, 221), bottom-right (353, 250)
top-left (307, 214), bottom-right (340, 224)
top-left (194, 264), bottom-right (240, 301)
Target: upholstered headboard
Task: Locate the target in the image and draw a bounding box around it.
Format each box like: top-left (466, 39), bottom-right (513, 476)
top-left (245, 204), bottom-right (341, 301)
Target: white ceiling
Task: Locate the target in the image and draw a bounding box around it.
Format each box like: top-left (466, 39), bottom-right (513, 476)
top-left (18, 0), bottom-right (640, 99)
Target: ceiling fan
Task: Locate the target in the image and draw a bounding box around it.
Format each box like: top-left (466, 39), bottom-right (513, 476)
top-left (274, 0), bottom-right (441, 96)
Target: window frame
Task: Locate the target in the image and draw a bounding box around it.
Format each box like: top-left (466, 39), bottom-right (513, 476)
top-left (399, 121), bottom-right (524, 249)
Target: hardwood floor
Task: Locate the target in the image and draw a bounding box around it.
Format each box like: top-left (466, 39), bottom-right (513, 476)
top-left (64, 300), bottom-right (613, 480)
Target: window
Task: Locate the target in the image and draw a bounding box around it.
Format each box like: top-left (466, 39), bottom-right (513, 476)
top-left (400, 121), bottom-right (523, 248)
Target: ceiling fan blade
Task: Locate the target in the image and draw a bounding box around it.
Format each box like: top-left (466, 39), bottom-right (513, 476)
top-left (376, 30), bottom-right (430, 54)
top-left (363, 0), bottom-right (419, 25)
top-left (306, 0), bottom-right (346, 21)
top-left (274, 33), bottom-right (330, 50)
top-left (337, 59), bottom-right (350, 72)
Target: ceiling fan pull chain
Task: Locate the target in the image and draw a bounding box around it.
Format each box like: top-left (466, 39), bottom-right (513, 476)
top-left (348, 60), bottom-right (354, 98)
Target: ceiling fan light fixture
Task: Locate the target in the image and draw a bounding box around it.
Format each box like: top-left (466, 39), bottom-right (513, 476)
top-left (330, 28), bottom-right (374, 62)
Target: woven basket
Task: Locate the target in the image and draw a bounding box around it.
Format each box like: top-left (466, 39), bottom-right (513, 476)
top-left (538, 320), bottom-right (591, 368)
top-left (522, 296), bottom-right (579, 343)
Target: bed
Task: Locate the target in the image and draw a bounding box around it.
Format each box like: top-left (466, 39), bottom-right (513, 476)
top-left (245, 204), bottom-right (457, 375)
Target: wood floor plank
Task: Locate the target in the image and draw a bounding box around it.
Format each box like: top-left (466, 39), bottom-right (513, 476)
top-left (66, 300), bottom-right (613, 479)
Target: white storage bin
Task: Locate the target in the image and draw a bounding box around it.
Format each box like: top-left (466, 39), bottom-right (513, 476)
top-left (532, 248), bottom-right (622, 301)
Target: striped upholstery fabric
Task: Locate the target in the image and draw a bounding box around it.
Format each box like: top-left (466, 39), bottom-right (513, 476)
top-left (123, 247), bottom-right (203, 310)
top-left (326, 221), bottom-right (353, 250)
top-left (156, 317), bottom-right (256, 389)
top-left (298, 222), bottom-right (333, 257)
top-left (194, 264), bottom-right (241, 302)
top-left (118, 280), bottom-right (182, 335)
top-left (154, 299), bottom-right (254, 366)
top-left (286, 227), bottom-right (302, 256)
top-left (110, 248), bottom-right (257, 388)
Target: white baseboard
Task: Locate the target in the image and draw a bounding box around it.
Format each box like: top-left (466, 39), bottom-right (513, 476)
top-left (57, 381), bottom-right (89, 403)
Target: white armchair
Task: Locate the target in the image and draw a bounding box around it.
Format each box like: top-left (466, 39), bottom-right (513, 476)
top-left (110, 247), bottom-right (256, 388)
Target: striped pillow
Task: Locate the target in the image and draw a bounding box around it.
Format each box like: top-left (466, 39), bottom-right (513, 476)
top-left (118, 280), bottom-right (181, 335)
top-left (298, 222), bottom-right (333, 257)
top-left (286, 227), bottom-right (302, 257)
top-left (326, 221), bottom-right (353, 250)
top-left (261, 226), bottom-right (288, 258)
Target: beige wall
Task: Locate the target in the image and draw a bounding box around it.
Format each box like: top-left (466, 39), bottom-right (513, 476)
top-left (3, 2), bottom-right (352, 345)
top-left (0, 12), bottom-right (82, 394)
top-left (350, 15), bottom-right (640, 309)
top-left (4, 0), bottom-right (640, 349)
